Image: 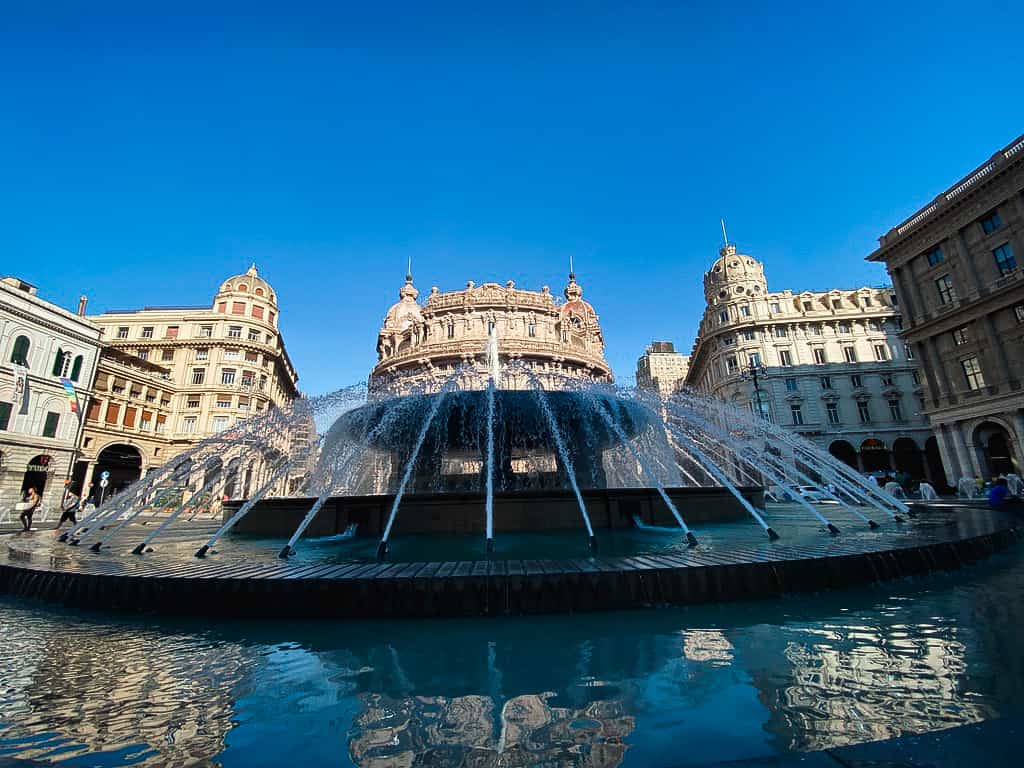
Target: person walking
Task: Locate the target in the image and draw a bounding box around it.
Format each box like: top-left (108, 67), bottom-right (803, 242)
top-left (18, 487), bottom-right (40, 532)
top-left (58, 489), bottom-right (80, 528)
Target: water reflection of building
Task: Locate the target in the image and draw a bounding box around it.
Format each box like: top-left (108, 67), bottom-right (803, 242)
top-left (371, 269), bottom-right (612, 394)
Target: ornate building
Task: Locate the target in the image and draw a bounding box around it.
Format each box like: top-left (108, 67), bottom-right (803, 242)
top-left (0, 277), bottom-right (102, 514)
top-left (371, 269), bottom-right (612, 392)
top-left (867, 133), bottom-right (1024, 483)
top-left (635, 341), bottom-right (689, 395)
top-left (83, 265), bottom-right (300, 495)
top-left (685, 244), bottom-right (937, 482)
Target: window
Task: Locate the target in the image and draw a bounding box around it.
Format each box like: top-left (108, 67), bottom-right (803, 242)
top-left (912, 370), bottom-right (920, 385)
top-left (925, 246), bottom-right (944, 267)
top-left (726, 356), bottom-right (738, 373)
top-left (993, 244), bottom-right (1017, 276)
top-left (936, 274), bottom-right (956, 304)
top-left (221, 368), bottom-right (236, 385)
top-left (186, 397), bottom-right (200, 408)
top-left (165, 326), bottom-right (179, 339)
top-left (771, 302), bottom-right (781, 313)
top-left (195, 348), bottom-right (209, 361)
top-left (116, 327), bottom-right (129, 339)
top-left (259, 375), bottom-right (267, 391)
top-left (790, 404), bottom-right (804, 426)
top-left (719, 310), bottom-right (728, 323)
top-left (182, 416), bottom-right (197, 433)
top-left (748, 352), bottom-right (761, 367)
top-left (212, 416), bottom-right (229, 432)
top-left (888, 399), bottom-right (903, 421)
top-left (873, 344), bottom-right (888, 361)
top-left (156, 349), bottom-right (172, 363)
top-left (251, 305), bottom-right (264, 320)
top-left (1016, 305), bottom-right (1024, 324)
top-left (802, 301), bottom-right (812, 311)
top-left (232, 302), bottom-right (246, 315)
top-left (857, 401), bottom-right (871, 423)
top-left (140, 412), bottom-right (152, 430)
top-left (723, 336), bottom-right (736, 346)
top-left (70, 355), bottom-right (83, 381)
top-left (447, 323), bottom-right (456, 339)
top-left (742, 330), bottom-right (756, 341)
top-left (245, 351), bottom-right (258, 363)
top-left (527, 323), bottom-right (536, 338)
top-left (248, 328), bottom-right (260, 341)
top-left (227, 326), bottom-right (242, 339)
top-left (52, 348), bottom-right (68, 376)
top-left (241, 372), bottom-right (255, 388)
top-left (785, 377), bottom-right (798, 392)
top-left (224, 349), bottom-right (241, 361)
top-left (42, 412), bottom-right (60, 438)
top-left (813, 348), bottom-right (827, 365)
top-left (867, 320), bottom-right (880, 331)
top-left (739, 305), bottom-right (751, 317)
top-left (826, 402), bottom-right (840, 425)
top-left (851, 375), bottom-right (862, 387)
top-left (831, 298), bottom-right (841, 309)
top-left (961, 357), bottom-right (985, 391)
top-left (881, 373), bottom-right (894, 386)
top-left (779, 349), bottom-right (793, 366)
top-left (838, 323), bottom-right (851, 334)
top-left (952, 326), bottom-right (970, 346)
top-left (123, 407), bottom-right (137, 428)
top-left (137, 349), bottom-right (149, 361)
top-left (904, 343), bottom-right (915, 360)
top-left (980, 211), bottom-right (1002, 234)
top-left (216, 397), bottom-right (232, 408)
top-left (0, 401), bottom-right (12, 430)
top-left (141, 326), bottom-right (154, 339)
top-left (820, 376), bottom-right (833, 389)
top-left (239, 397), bottom-right (251, 410)
top-left (199, 325), bottom-right (213, 338)
top-left (811, 325), bottom-right (822, 336)
top-left (105, 403), bottom-right (120, 423)
top-left (191, 368), bottom-right (206, 385)
top-left (774, 326), bottom-right (787, 338)
top-left (843, 346), bottom-right (857, 363)
top-left (217, 302), bottom-right (227, 314)
top-left (863, 296), bottom-right (873, 307)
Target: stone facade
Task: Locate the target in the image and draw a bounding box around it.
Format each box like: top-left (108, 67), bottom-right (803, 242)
top-left (85, 265), bottom-right (300, 495)
top-left (372, 270), bottom-right (612, 393)
top-left (685, 245), bottom-right (936, 481)
top-left (867, 133), bottom-right (1024, 485)
top-left (635, 341), bottom-right (689, 395)
top-left (0, 277), bottom-right (102, 515)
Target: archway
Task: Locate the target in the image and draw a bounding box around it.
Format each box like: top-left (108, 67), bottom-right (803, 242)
top-left (892, 437), bottom-right (924, 479)
top-left (925, 436), bottom-right (950, 492)
top-left (860, 438), bottom-right (891, 473)
top-left (91, 444), bottom-right (143, 497)
top-left (973, 421), bottom-right (1015, 477)
top-left (22, 454), bottom-right (54, 498)
top-left (828, 440), bottom-right (858, 470)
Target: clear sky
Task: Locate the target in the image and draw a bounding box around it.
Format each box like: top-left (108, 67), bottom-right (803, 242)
top-left (2, 1), bottom-right (1022, 395)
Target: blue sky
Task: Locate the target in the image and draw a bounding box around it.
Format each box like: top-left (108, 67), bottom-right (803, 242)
top-left (2, 2), bottom-right (1022, 394)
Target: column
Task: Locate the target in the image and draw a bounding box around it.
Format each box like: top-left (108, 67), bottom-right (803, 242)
top-left (927, 337), bottom-right (956, 401)
top-left (905, 258), bottom-right (928, 317)
top-left (953, 230), bottom-right (984, 293)
top-left (982, 312), bottom-right (1013, 388)
top-left (950, 422), bottom-right (980, 478)
top-left (891, 267), bottom-right (918, 323)
top-left (1011, 411), bottom-right (1024, 472)
top-left (937, 425), bottom-right (962, 481)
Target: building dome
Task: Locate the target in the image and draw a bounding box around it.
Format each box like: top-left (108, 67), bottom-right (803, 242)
top-left (377, 272), bottom-right (427, 361)
top-left (559, 272), bottom-right (604, 350)
top-left (703, 244), bottom-right (768, 304)
top-left (213, 264), bottom-right (280, 327)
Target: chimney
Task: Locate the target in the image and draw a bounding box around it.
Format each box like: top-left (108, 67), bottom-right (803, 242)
top-left (77, 295), bottom-right (88, 316)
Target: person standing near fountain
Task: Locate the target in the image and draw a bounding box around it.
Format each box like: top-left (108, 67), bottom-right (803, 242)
top-left (57, 489), bottom-right (80, 528)
top-left (987, 477), bottom-right (1012, 509)
top-left (18, 488), bottom-right (40, 531)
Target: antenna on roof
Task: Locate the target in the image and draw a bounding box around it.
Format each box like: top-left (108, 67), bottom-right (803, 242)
top-left (721, 219), bottom-right (730, 247)
top-left (406, 256), bottom-right (412, 281)
top-left (569, 254), bottom-right (575, 278)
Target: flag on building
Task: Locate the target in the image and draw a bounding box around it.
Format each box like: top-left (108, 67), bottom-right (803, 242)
top-left (13, 364), bottom-right (29, 415)
top-left (59, 377), bottom-right (79, 414)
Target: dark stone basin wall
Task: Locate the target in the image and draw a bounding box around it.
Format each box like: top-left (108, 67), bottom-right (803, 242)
top-left (226, 486), bottom-right (763, 539)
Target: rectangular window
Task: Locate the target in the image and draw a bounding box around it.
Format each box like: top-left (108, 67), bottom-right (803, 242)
top-left (742, 330), bottom-right (756, 341)
top-left (231, 302), bottom-right (246, 315)
top-left (904, 343), bottom-right (914, 360)
top-left (748, 352), bottom-right (761, 367)
top-left (802, 301), bottom-right (812, 311)
top-left (726, 357), bottom-right (738, 374)
top-left (873, 344), bottom-right (888, 361)
top-left (813, 348), bottom-right (826, 365)
top-left (199, 325), bottom-right (213, 338)
top-left (790, 404), bottom-right (804, 426)
top-left (140, 412), bottom-right (152, 430)
top-left (719, 310), bottom-right (728, 323)
top-left (251, 305), bottom-right (264, 320)
top-left (881, 373), bottom-right (894, 386)
top-left (779, 349), bottom-right (793, 366)
top-left (774, 326), bottom-right (787, 338)
top-left (161, 349), bottom-right (174, 362)
top-left (212, 415), bottom-right (229, 432)
top-left (925, 246), bottom-right (944, 266)
top-left (248, 328), bottom-right (260, 341)
top-left (221, 369), bottom-right (236, 385)
top-left (105, 403), bottom-right (120, 424)
top-left (888, 399), bottom-right (903, 421)
top-left (912, 370), bottom-right (920, 385)
top-left (1016, 305), bottom-right (1024, 324)
top-left (137, 349), bottom-right (149, 361)
top-left (42, 411), bottom-right (60, 437)
top-left (217, 302), bottom-right (227, 314)
top-left (864, 296), bottom-right (873, 307)
top-left (268, 312), bottom-right (276, 324)
top-left (0, 401), bottom-right (12, 431)
top-left (811, 325), bottom-right (822, 336)
top-left (259, 375), bottom-right (267, 391)
top-left (980, 211), bottom-right (1002, 234)
top-left (224, 349), bottom-right (241, 361)
top-left (961, 357), bottom-right (985, 391)
top-left (826, 402), bottom-right (840, 425)
top-left (238, 397), bottom-right (251, 410)
top-left (123, 406), bottom-right (137, 428)
top-left (739, 305), bottom-right (751, 317)
top-left (186, 397), bottom-right (200, 408)
top-left (851, 375), bottom-right (862, 387)
top-left (241, 372), bottom-right (255, 388)
top-left (228, 326), bottom-right (242, 339)
top-left (141, 326), bottom-right (154, 338)
top-left (155, 413), bottom-right (167, 433)
top-left (116, 326), bottom-right (129, 339)
top-left (771, 302), bottom-right (781, 313)
top-left (838, 323), bottom-right (851, 334)
top-left (857, 401), bottom-right (871, 423)
top-left (191, 368), bottom-right (205, 385)
top-left (245, 351), bottom-right (259, 363)
top-left (785, 377), bottom-right (798, 392)
top-left (165, 326), bottom-right (179, 339)
top-left (820, 376), bottom-right (832, 389)
top-left (843, 346), bottom-right (857, 363)
top-left (182, 416), bottom-right (197, 433)
top-left (994, 243), bottom-right (1017, 276)
top-left (527, 323), bottom-right (536, 338)
top-left (196, 349), bottom-right (209, 361)
top-left (936, 274), bottom-right (956, 304)
top-left (216, 397), bottom-right (232, 408)
top-left (952, 326), bottom-right (970, 346)
top-left (866, 320), bottom-right (880, 331)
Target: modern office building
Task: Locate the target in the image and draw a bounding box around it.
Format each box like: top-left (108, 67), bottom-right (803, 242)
top-left (867, 133), bottom-right (1024, 483)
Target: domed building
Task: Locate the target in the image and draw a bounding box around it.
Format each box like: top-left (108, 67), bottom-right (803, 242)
top-left (371, 269), bottom-right (612, 393)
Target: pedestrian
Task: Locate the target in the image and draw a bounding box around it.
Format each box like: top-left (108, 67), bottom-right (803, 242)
top-left (18, 487), bottom-right (40, 532)
top-left (987, 477), bottom-right (1011, 509)
top-left (58, 489), bottom-right (80, 527)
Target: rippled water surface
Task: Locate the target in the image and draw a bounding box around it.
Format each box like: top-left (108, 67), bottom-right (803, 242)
top-left (2, 545), bottom-right (1024, 767)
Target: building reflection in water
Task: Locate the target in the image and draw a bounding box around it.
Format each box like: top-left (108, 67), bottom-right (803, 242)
top-left (2, 558), bottom-right (1023, 767)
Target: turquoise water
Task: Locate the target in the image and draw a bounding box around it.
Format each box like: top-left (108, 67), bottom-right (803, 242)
top-left (2, 543), bottom-right (1024, 766)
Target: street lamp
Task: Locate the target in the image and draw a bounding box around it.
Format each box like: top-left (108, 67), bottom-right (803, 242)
top-left (741, 358), bottom-right (769, 419)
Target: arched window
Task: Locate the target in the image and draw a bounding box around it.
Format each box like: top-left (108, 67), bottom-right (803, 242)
top-left (10, 335), bottom-right (30, 367)
top-left (71, 355), bottom-right (84, 382)
top-left (52, 348), bottom-right (66, 376)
